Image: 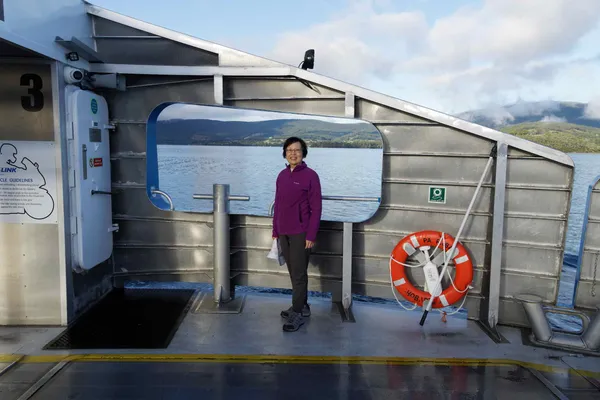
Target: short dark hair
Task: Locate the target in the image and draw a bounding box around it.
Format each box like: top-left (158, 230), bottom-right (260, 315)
top-left (282, 136), bottom-right (308, 158)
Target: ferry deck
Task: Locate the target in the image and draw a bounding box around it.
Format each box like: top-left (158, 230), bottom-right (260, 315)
top-left (1, 1), bottom-right (600, 398)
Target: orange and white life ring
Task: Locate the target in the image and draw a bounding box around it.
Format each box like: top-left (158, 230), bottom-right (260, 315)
top-left (389, 230), bottom-right (473, 308)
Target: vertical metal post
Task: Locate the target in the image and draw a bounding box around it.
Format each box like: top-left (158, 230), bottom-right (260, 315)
top-left (214, 74), bottom-right (224, 105)
top-left (192, 184), bottom-right (249, 314)
top-left (213, 184), bottom-right (230, 303)
top-left (342, 223), bottom-right (353, 317)
top-left (486, 142), bottom-right (507, 335)
top-left (338, 91), bottom-right (357, 322)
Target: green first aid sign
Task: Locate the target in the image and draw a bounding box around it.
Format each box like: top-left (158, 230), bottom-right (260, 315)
top-left (428, 186), bottom-right (446, 204)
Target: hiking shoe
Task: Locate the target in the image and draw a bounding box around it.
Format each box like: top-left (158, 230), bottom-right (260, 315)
top-left (281, 304), bottom-right (311, 318)
top-left (283, 311), bottom-right (304, 332)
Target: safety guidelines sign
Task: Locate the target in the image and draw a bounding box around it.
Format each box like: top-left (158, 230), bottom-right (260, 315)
top-left (0, 141), bottom-right (57, 224)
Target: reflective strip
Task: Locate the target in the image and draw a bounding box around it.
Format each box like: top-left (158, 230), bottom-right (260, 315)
top-left (455, 255), bottom-right (469, 264)
top-left (447, 248), bottom-right (458, 259)
top-left (410, 235), bottom-right (420, 248)
top-left (393, 278), bottom-right (406, 286)
top-left (402, 243), bottom-right (417, 256)
top-left (439, 295), bottom-right (449, 307)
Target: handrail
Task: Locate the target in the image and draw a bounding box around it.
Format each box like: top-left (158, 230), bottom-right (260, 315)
top-left (268, 195), bottom-right (380, 216)
top-left (151, 189), bottom-right (174, 211)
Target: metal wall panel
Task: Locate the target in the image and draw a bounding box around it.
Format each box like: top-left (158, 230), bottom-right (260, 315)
top-left (111, 157), bottom-right (146, 184)
top-left (104, 74), bottom-right (218, 283)
top-left (99, 46), bottom-right (574, 328)
top-left (384, 155), bottom-right (494, 183)
top-left (93, 15), bottom-right (157, 36)
top-left (225, 99), bottom-right (345, 117)
top-left (92, 16), bottom-right (219, 66)
top-left (112, 247), bottom-right (213, 277)
top-left (95, 38), bottom-right (219, 66)
top-left (575, 180), bottom-right (600, 310)
top-left (0, 63), bottom-right (55, 141)
top-left (109, 123), bottom-right (146, 155)
top-left (224, 78), bottom-right (344, 99)
top-left (114, 218), bottom-right (213, 247)
top-left (0, 62), bottom-right (62, 325)
top-left (382, 125), bottom-right (493, 154)
top-left (356, 99), bottom-right (433, 123)
top-left (112, 187), bottom-right (213, 222)
top-left (104, 78), bottom-right (214, 120)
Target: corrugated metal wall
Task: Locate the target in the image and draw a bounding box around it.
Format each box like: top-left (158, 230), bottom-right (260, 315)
top-left (92, 14), bottom-right (575, 328)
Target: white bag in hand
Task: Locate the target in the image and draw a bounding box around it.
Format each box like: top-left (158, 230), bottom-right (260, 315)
top-left (267, 238), bottom-right (286, 266)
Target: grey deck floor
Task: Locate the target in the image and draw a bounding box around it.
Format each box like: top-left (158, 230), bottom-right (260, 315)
top-left (0, 290), bottom-right (598, 399)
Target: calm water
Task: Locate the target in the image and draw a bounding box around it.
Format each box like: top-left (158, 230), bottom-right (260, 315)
top-left (156, 145), bottom-right (600, 328)
top-left (157, 145), bottom-right (383, 222)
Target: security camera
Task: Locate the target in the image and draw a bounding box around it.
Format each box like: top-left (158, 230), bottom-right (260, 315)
top-left (64, 66), bottom-right (84, 84)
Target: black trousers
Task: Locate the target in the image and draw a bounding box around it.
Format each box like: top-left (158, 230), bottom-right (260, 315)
top-left (279, 232), bottom-right (311, 313)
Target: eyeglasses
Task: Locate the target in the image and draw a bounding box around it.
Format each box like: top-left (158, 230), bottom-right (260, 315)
top-left (286, 149), bottom-right (302, 154)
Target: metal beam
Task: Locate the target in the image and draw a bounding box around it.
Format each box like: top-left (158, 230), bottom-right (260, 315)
top-left (214, 75), bottom-right (223, 105)
top-left (487, 142), bottom-right (508, 332)
top-left (340, 92), bottom-right (356, 322)
top-left (54, 36), bottom-right (103, 63)
top-left (88, 64), bottom-right (292, 77)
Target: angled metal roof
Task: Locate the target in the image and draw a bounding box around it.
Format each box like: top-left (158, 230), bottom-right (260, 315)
top-left (84, 1), bottom-right (573, 167)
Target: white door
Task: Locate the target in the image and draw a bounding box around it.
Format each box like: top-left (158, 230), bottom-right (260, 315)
top-left (66, 86), bottom-right (114, 270)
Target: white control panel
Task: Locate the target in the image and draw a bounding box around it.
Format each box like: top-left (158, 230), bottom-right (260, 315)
top-left (66, 86), bottom-right (114, 270)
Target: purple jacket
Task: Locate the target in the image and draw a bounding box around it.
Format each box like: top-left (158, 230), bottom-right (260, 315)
top-left (272, 161), bottom-right (322, 242)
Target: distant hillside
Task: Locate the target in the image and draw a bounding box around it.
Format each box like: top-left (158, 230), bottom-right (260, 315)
top-left (458, 101), bottom-right (600, 153)
top-left (499, 122), bottom-right (600, 153)
top-left (458, 101), bottom-right (600, 129)
top-left (157, 118), bottom-right (382, 148)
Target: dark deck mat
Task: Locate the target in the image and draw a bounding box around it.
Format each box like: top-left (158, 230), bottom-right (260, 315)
top-left (43, 288), bottom-right (196, 350)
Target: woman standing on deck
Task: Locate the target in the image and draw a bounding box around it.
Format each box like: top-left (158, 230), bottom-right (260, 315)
top-left (272, 136), bottom-right (322, 332)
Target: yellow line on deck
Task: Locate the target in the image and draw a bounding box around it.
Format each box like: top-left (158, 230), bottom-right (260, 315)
top-left (0, 353), bottom-right (599, 377)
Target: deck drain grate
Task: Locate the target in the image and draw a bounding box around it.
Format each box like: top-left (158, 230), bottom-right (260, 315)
top-left (43, 288), bottom-right (196, 350)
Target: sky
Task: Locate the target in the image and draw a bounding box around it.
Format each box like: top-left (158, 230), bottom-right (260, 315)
top-left (90, 0), bottom-right (600, 117)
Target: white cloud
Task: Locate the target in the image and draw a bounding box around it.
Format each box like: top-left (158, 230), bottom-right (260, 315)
top-left (584, 98), bottom-right (600, 120)
top-left (269, 1), bottom-right (428, 84)
top-left (540, 115), bottom-right (567, 123)
top-left (268, 0), bottom-right (600, 113)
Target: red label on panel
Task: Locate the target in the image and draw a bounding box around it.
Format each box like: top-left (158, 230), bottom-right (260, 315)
top-left (93, 158), bottom-right (103, 167)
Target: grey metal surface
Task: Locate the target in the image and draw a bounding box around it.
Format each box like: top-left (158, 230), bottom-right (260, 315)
top-left (0, 61), bottom-right (64, 325)
top-left (51, 61), bottom-right (74, 325)
top-left (20, 360), bottom-right (569, 400)
top-left (86, 4), bottom-right (284, 68)
top-left (192, 184), bottom-right (250, 304)
top-left (89, 9), bottom-right (575, 328)
top-left (575, 177), bottom-right (600, 310)
top-left (0, 63), bottom-right (54, 141)
top-left (3, 292), bottom-right (599, 398)
top-left (213, 184), bottom-right (232, 303)
top-left (0, 362), bottom-right (59, 400)
top-left (483, 142), bottom-right (508, 332)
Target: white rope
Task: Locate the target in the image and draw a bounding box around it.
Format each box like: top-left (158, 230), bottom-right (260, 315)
top-left (389, 231), bottom-right (473, 317)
